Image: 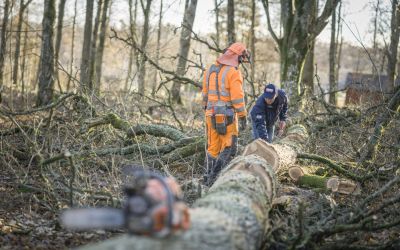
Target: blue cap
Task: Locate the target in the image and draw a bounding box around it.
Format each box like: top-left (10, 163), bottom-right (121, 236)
top-left (263, 83), bottom-right (277, 99)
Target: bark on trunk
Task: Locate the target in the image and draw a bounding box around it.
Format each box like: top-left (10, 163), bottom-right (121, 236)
top-left (67, 0), bottom-right (77, 91)
top-left (262, 0), bottom-right (339, 107)
top-left (78, 125), bottom-right (308, 250)
top-left (88, 0), bottom-right (103, 91)
top-left (37, 0), bottom-right (56, 106)
top-left (0, 0), bottom-right (11, 102)
top-left (137, 0), bottom-right (152, 96)
top-left (387, 0), bottom-right (400, 90)
top-left (214, 0), bottom-right (220, 47)
top-left (171, 0), bottom-right (198, 104)
top-left (13, 0), bottom-right (30, 87)
top-left (227, 0), bottom-right (235, 45)
top-left (54, 0), bottom-right (67, 91)
top-left (80, 0), bottom-right (94, 93)
top-left (329, 4), bottom-right (337, 105)
top-left (125, 0), bottom-right (137, 92)
top-left (94, 0), bottom-right (110, 94)
top-left (151, 0), bottom-right (163, 96)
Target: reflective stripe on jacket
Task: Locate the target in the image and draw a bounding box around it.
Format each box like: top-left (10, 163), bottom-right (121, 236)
top-left (201, 63), bottom-right (247, 117)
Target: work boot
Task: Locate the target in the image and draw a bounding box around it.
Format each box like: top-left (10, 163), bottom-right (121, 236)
top-left (203, 153), bottom-right (216, 186)
top-left (207, 147), bottom-right (233, 186)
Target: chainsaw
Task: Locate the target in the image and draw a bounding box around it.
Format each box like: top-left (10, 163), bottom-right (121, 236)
top-left (60, 167), bottom-right (190, 237)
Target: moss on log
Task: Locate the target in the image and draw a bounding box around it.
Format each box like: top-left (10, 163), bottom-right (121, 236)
top-left (77, 125), bottom-right (309, 250)
top-left (83, 113), bottom-right (186, 141)
top-left (79, 155), bottom-right (276, 250)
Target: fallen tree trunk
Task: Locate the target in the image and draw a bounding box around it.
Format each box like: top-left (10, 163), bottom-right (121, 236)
top-left (82, 113), bottom-right (187, 141)
top-left (288, 166), bottom-right (360, 195)
top-left (78, 125), bottom-right (308, 250)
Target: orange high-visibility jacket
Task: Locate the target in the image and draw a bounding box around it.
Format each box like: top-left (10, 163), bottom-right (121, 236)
top-left (202, 63), bottom-right (247, 117)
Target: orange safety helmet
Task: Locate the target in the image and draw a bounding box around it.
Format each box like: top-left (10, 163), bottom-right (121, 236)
top-left (217, 42), bottom-right (252, 67)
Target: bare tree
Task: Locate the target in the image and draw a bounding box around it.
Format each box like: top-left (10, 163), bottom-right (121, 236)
top-left (80, 0), bottom-right (95, 93)
top-left (151, 0), bottom-right (163, 96)
top-left (66, 0), bottom-right (78, 91)
top-left (94, 0), bottom-right (111, 94)
top-left (54, 0), bottom-right (67, 91)
top-left (329, 3), bottom-right (337, 105)
top-left (171, 0), bottom-right (198, 103)
top-left (137, 0), bottom-right (153, 96)
top-left (261, 0), bottom-right (340, 104)
top-left (387, 0), bottom-right (400, 89)
top-left (371, 0), bottom-right (380, 74)
top-left (250, 0), bottom-right (256, 83)
top-left (12, 0), bottom-right (32, 88)
top-left (227, 0), bottom-right (236, 45)
top-left (214, 0), bottom-right (221, 47)
top-left (0, 0), bottom-right (11, 102)
top-left (21, 7), bottom-right (29, 97)
top-left (125, 0), bottom-right (138, 91)
top-left (89, 0), bottom-right (103, 91)
top-left (37, 0), bottom-right (56, 106)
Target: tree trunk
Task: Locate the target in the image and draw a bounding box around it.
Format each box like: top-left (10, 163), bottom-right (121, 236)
top-left (372, 0), bottom-right (380, 74)
top-left (67, 0), bottom-right (77, 91)
top-left (171, 0), bottom-right (198, 104)
top-left (21, 7), bottom-right (29, 98)
top-left (12, 0), bottom-right (31, 87)
top-left (78, 125), bottom-right (308, 250)
top-left (37, 0), bottom-right (56, 106)
top-left (214, 0), bottom-right (220, 47)
top-left (125, 0), bottom-right (138, 92)
top-left (88, 0), bottom-right (103, 91)
top-left (137, 0), bottom-right (152, 96)
top-left (151, 0), bottom-right (163, 96)
top-left (94, 0), bottom-right (110, 94)
top-left (329, 4), bottom-right (337, 105)
top-left (387, 0), bottom-right (400, 90)
top-left (54, 0), bottom-right (67, 91)
top-left (0, 0), bottom-right (11, 102)
top-left (80, 0), bottom-right (94, 93)
top-left (262, 0), bottom-right (339, 107)
top-left (301, 0), bottom-right (318, 95)
top-left (227, 0), bottom-right (235, 45)
top-left (250, 0), bottom-right (256, 85)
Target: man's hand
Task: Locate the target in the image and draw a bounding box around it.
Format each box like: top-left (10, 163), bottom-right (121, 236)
top-left (277, 121), bottom-right (286, 137)
top-left (239, 116), bottom-right (247, 131)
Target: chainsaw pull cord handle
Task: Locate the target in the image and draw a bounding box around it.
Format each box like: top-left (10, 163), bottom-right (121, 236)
top-left (133, 171), bottom-right (174, 232)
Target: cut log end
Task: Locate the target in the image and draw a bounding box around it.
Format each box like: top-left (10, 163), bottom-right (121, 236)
top-left (242, 139), bottom-right (279, 170)
top-left (288, 166), bottom-right (304, 181)
top-left (327, 177), bottom-right (360, 195)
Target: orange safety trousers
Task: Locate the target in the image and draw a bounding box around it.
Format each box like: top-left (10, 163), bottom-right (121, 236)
top-left (205, 115), bottom-right (238, 158)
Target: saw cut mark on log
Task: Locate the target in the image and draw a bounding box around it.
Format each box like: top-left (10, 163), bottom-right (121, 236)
top-left (78, 125), bottom-right (309, 250)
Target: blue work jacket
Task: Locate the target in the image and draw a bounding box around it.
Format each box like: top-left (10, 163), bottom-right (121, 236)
top-left (250, 89), bottom-right (288, 140)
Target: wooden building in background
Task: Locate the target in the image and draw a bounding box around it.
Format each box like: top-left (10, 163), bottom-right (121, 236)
top-left (345, 73), bottom-right (399, 105)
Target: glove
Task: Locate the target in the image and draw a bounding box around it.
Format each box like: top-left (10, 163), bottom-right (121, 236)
top-left (239, 116), bottom-right (247, 131)
top-left (277, 121), bottom-right (286, 137)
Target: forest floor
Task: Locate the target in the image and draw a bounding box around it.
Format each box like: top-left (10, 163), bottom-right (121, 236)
top-left (1, 89), bottom-right (400, 249)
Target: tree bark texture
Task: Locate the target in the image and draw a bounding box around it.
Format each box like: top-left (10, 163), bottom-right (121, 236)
top-left (54, 0), bottom-right (67, 90)
top-left (37, 0), bottom-right (56, 106)
top-left (262, 0), bottom-right (339, 106)
top-left (387, 0), bottom-right (400, 90)
top-left (78, 124), bottom-right (308, 250)
top-left (125, 0), bottom-right (138, 91)
top-left (227, 0), bottom-right (236, 45)
top-left (137, 0), bottom-right (152, 96)
top-left (214, 0), bottom-right (220, 47)
top-left (67, 0), bottom-right (78, 91)
top-left (329, 4), bottom-right (337, 105)
top-left (94, 0), bottom-right (110, 94)
top-left (0, 0), bottom-right (11, 102)
top-left (80, 0), bottom-right (94, 93)
top-left (12, 0), bottom-right (31, 87)
top-left (88, 0), bottom-right (103, 91)
top-left (151, 0), bottom-right (163, 96)
top-left (171, 0), bottom-right (198, 104)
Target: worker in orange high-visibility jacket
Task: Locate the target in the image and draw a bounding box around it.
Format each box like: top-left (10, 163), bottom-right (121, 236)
top-left (201, 42), bottom-right (251, 186)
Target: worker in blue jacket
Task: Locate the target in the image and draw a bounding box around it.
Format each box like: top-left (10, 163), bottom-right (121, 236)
top-left (250, 83), bottom-right (288, 143)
